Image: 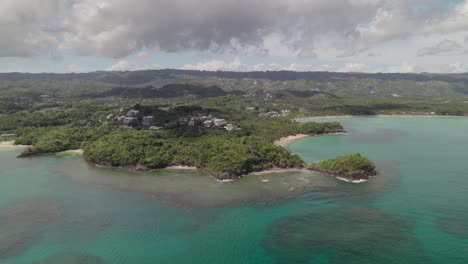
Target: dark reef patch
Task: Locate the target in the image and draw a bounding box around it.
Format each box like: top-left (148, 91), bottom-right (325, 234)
top-left (0, 197), bottom-right (63, 259)
top-left (438, 217), bottom-right (468, 239)
top-left (34, 253), bottom-right (106, 264)
top-left (265, 208), bottom-right (430, 264)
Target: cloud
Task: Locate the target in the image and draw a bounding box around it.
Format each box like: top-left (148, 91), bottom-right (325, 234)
top-left (68, 64), bottom-right (91, 73)
top-left (0, 0), bottom-right (64, 57)
top-left (105, 60), bottom-right (161, 71)
top-left (106, 60), bottom-right (131, 71)
top-left (1, 0), bottom-right (468, 75)
top-left (57, 0), bottom-right (381, 58)
top-left (386, 62), bottom-right (416, 73)
top-left (181, 58), bottom-right (418, 73)
top-left (417, 39), bottom-right (462, 57)
top-left (448, 62), bottom-right (468, 73)
top-left (181, 58), bottom-right (334, 72)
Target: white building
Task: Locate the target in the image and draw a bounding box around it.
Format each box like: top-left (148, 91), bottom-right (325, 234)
top-left (203, 120), bottom-right (213, 128)
top-left (127, 109), bottom-right (140, 117)
top-left (213, 118), bottom-right (226, 127)
top-left (224, 123), bottom-right (241, 131)
top-left (142, 116), bottom-right (155, 126)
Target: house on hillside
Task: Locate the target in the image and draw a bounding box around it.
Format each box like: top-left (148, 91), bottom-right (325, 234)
top-left (224, 123), bottom-right (241, 131)
top-left (142, 116), bottom-right (155, 126)
top-left (213, 118), bottom-right (226, 127)
top-left (178, 117), bottom-right (189, 125)
top-left (203, 120), bottom-right (213, 128)
top-left (127, 109), bottom-right (140, 117)
top-left (123, 117), bottom-right (138, 127)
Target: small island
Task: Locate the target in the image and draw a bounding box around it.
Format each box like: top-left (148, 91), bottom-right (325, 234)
top-left (308, 153), bottom-right (378, 182)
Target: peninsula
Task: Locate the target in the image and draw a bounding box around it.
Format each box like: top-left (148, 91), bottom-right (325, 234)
top-left (11, 69), bottom-right (468, 181)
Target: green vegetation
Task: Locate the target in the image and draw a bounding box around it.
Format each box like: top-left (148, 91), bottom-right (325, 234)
top-left (300, 122), bottom-right (344, 134)
top-left (18, 126), bottom-right (111, 157)
top-left (2, 94), bottom-right (344, 179)
top-left (10, 69), bottom-right (460, 179)
top-left (82, 130), bottom-right (304, 179)
top-left (309, 154), bottom-right (377, 181)
top-left (196, 136), bottom-right (303, 179)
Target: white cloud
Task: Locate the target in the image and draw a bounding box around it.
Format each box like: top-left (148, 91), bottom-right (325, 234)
top-left (339, 63), bottom-right (377, 73)
top-left (417, 39), bottom-right (462, 57)
top-left (1, 0), bottom-right (468, 74)
top-left (448, 62), bottom-right (468, 73)
top-left (105, 60), bottom-right (161, 71)
top-left (68, 64), bottom-right (91, 73)
top-left (0, 0), bottom-right (64, 57)
top-left (106, 60), bottom-right (131, 71)
top-left (386, 62), bottom-right (416, 73)
top-left (182, 58), bottom-right (333, 72)
top-left (181, 58), bottom-right (420, 73)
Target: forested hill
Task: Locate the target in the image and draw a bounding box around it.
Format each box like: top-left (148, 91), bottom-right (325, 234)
top-left (1, 70), bottom-right (468, 99)
top-left (1, 70), bottom-right (468, 83)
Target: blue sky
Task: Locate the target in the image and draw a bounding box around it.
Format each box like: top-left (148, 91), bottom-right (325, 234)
top-left (1, 0), bottom-right (468, 73)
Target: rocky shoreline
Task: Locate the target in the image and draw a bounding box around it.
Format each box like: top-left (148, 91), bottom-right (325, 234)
top-left (307, 167), bottom-right (376, 183)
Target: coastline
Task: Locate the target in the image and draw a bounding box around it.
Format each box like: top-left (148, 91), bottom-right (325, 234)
top-left (274, 132), bottom-right (346, 147)
top-left (166, 165), bottom-right (198, 170)
top-left (63, 149), bottom-right (84, 154)
top-left (274, 134), bottom-right (310, 147)
top-left (249, 167), bottom-right (370, 183)
top-left (0, 141), bottom-right (30, 148)
top-left (296, 114), bottom-right (468, 121)
top-left (248, 168), bottom-right (309, 176)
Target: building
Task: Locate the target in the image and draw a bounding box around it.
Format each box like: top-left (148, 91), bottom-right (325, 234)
top-left (123, 117), bottom-right (138, 127)
top-left (142, 116), bottom-right (155, 126)
top-left (224, 123), bottom-right (241, 131)
top-left (245, 107), bottom-right (255, 111)
top-left (266, 111), bottom-right (281, 118)
top-left (178, 117), bottom-right (189, 125)
top-left (213, 118), bottom-right (226, 127)
top-left (188, 120), bottom-right (195, 126)
top-left (149, 126), bottom-right (163, 130)
top-left (127, 109), bottom-right (140, 117)
top-left (203, 120), bottom-right (213, 128)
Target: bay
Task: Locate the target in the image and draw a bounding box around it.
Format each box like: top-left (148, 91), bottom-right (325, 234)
top-left (0, 117), bottom-right (467, 263)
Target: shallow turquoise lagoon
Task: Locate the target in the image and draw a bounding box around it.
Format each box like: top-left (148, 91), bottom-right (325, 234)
top-left (1, 117), bottom-right (467, 263)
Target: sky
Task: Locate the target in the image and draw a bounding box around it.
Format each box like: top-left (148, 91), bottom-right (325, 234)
top-left (1, 0), bottom-right (468, 73)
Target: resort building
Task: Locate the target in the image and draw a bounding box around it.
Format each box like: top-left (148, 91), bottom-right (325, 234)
top-left (142, 116), bottom-right (155, 126)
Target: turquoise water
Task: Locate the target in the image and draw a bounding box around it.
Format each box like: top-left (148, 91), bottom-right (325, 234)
top-left (1, 117), bottom-right (467, 263)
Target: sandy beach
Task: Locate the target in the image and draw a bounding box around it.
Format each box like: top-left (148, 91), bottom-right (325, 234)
top-left (0, 141), bottom-right (30, 148)
top-left (166, 165), bottom-right (198, 170)
top-left (273, 134), bottom-right (310, 147)
top-left (63, 149), bottom-right (84, 154)
top-left (249, 168), bottom-right (309, 176)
